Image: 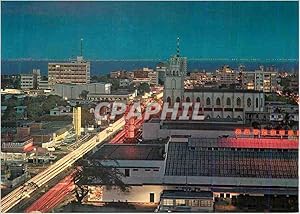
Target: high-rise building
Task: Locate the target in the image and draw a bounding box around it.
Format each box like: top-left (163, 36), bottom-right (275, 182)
top-left (20, 69), bottom-right (41, 90)
top-left (242, 68), bottom-right (278, 92)
top-left (48, 56), bottom-right (90, 88)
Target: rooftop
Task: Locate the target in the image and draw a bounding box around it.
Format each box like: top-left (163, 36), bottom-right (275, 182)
top-left (161, 121), bottom-right (250, 131)
top-left (188, 138), bottom-right (299, 150)
top-left (90, 144), bottom-right (165, 161)
top-left (165, 142), bottom-right (298, 179)
top-left (185, 88), bottom-right (262, 93)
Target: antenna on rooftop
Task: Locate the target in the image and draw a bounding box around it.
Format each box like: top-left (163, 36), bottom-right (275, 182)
top-left (80, 38), bottom-right (84, 57)
top-left (176, 37), bottom-right (180, 57)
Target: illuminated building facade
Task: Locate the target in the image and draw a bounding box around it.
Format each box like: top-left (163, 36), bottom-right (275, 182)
top-left (73, 106), bottom-right (82, 138)
top-left (242, 69), bottom-right (278, 92)
top-left (48, 56), bottom-right (90, 88)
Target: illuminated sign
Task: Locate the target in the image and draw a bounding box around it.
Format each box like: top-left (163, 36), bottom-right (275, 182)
top-left (235, 129), bottom-right (298, 137)
top-left (253, 129), bottom-right (260, 135)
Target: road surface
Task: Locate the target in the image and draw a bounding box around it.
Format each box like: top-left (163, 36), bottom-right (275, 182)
top-left (0, 117), bottom-right (125, 213)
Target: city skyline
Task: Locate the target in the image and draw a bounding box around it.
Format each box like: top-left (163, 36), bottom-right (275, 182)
top-left (2, 1), bottom-right (299, 60)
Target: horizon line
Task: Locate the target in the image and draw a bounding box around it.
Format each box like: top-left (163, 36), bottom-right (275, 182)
top-left (2, 58), bottom-right (299, 62)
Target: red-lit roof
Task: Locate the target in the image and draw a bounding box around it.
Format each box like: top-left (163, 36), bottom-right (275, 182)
top-left (218, 138), bottom-right (298, 149)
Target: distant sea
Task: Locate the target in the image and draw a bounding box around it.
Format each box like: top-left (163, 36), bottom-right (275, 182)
top-left (1, 59), bottom-right (298, 76)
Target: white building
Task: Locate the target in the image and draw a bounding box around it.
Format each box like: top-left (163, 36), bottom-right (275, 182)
top-left (148, 70), bottom-right (159, 85)
top-left (242, 69), bottom-right (278, 92)
top-left (52, 82), bottom-right (111, 100)
top-left (20, 74), bottom-right (34, 89)
top-left (163, 50), bottom-right (264, 122)
top-left (85, 138), bottom-right (297, 208)
top-left (20, 69), bottom-right (41, 90)
top-left (119, 78), bottom-right (131, 87)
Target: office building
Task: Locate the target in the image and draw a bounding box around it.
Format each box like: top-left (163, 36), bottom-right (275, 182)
top-left (20, 69), bottom-right (41, 90)
top-left (242, 68), bottom-right (279, 92)
top-left (48, 56), bottom-right (90, 88)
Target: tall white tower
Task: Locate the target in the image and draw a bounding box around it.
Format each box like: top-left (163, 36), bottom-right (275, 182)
top-left (163, 37), bottom-right (187, 105)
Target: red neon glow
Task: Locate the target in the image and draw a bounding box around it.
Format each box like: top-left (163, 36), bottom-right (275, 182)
top-left (270, 129), bottom-right (277, 136)
top-left (243, 129), bottom-right (251, 135)
top-left (235, 129), bottom-right (242, 135)
top-left (253, 129), bottom-right (260, 135)
top-left (218, 138), bottom-right (298, 149)
top-left (261, 129), bottom-right (268, 136)
top-left (288, 130), bottom-right (294, 136)
top-left (279, 130), bottom-right (285, 136)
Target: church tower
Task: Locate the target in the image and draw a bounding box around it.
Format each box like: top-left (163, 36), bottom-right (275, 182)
top-left (163, 37), bottom-right (187, 105)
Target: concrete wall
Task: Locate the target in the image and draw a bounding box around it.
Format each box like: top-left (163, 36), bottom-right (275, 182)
top-left (52, 83), bottom-right (110, 99)
top-left (101, 185), bottom-right (164, 203)
top-left (142, 122), bottom-right (235, 140)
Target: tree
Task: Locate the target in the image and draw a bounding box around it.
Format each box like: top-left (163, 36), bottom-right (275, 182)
top-left (73, 159), bottom-right (130, 204)
top-left (137, 83), bottom-right (150, 95)
top-left (79, 90), bottom-right (89, 100)
top-left (81, 107), bottom-right (95, 126)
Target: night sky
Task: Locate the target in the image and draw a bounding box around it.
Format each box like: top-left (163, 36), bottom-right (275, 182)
top-left (2, 1), bottom-right (298, 60)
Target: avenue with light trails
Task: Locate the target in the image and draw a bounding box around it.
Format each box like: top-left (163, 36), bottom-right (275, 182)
top-left (0, 118), bottom-right (125, 213)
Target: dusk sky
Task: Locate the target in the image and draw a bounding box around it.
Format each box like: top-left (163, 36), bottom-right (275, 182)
top-left (2, 1), bottom-right (299, 60)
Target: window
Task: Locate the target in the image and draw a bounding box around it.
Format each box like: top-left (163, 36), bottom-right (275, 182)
top-left (133, 169), bottom-right (138, 171)
top-left (150, 193), bottom-right (155, 203)
top-left (200, 200), bottom-right (211, 207)
top-left (247, 98), bottom-right (251, 107)
top-left (186, 97), bottom-right (191, 102)
top-left (163, 199), bottom-right (173, 206)
top-left (206, 97), bottom-right (211, 105)
top-left (226, 97), bottom-right (231, 106)
top-left (145, 169), bottom-right (150, 171)
top-left (176, 199), bottom-right (186, 206)
top-left (226, 193), bottom-right (230, 198)
top-left (125, 169), bottom-right (130, 177)
top-left (192, 200), bottom-right (200, 207)
top-left (216, 97), bottom-right (221, 106)
top-left (196, 97), bottom-right (201, 103)
top-left (166, 97), bottom-right (171, 105)
top-left (176, 97), bottom-right (181, 103)
top-left (256, 98), bottom-right (259, 108)
top-left (236, 97), bottom-right (241, 107)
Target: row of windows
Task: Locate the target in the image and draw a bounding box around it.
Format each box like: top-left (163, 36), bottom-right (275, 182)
top-left (167, 97), bottom-right (262, 108)
top-left (125, 168), bottom-right (159, 176)
top-left (162, 199), bottom-right (213, 207)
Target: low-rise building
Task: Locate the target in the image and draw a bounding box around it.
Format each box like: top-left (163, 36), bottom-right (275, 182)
top-left (50, 106), bottom-right (72, 116)
top-left (85, 136), bottom-right (298, 209)
top-left (119, 78), bottom-right (131, 87)
top-left (87, 90), bottom-right (136, 103)
top-left (148, 71), bottom-right (159, 85)
top-left (52, 82), bottom-right (111, 100)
